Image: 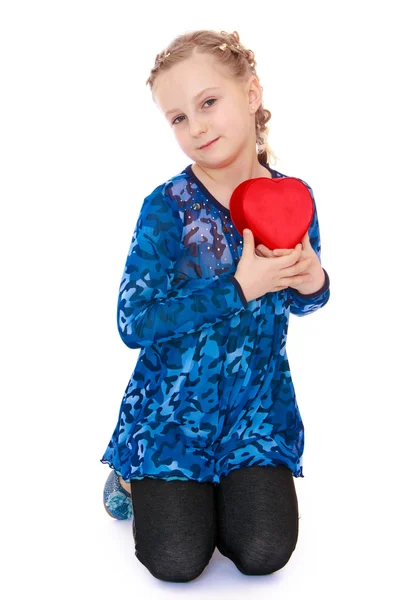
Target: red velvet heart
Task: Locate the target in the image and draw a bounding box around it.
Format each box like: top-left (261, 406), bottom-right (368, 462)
top-left (230, 177), bottom-right (314, 250)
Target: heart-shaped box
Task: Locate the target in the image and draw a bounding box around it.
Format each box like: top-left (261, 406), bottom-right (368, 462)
top-left (230, 176), bottom-right (314, 250)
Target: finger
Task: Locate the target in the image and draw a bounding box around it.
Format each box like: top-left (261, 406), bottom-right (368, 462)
top-left (284, 244), bottom-right (302, 259)
top-left (281, 272), bottom-right (313, 286)
top-left (256, 244), bottom-right (269, 252)
top-left (291, 258), bottom-right (312, 275)
top-left (295, 261), bottom-right (313, 276)
top-left (273, 248), bottom-right (292, 256)
top-left (242, 229), bottom-right (255, 253)
top-left (283, 257), bottom-right (312, 276)
top-left (257, 247), bottom-right (275, 258)
top-left (302, 232), bottom-right (310, 248)
top-left (276, 249), bottom-right (301, 267)
top-left (285, 243), bottom-right (302, 254)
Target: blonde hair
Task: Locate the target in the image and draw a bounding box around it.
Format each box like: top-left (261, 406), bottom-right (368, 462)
top-left (146, 29), bottom-right (278, 166)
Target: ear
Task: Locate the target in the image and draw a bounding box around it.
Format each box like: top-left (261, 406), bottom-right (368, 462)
top-left (245, 75), bottom-right (263, 113)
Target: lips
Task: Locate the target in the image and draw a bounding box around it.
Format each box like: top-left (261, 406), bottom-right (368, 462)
top-left (199, 137), bottom-right (219, 149)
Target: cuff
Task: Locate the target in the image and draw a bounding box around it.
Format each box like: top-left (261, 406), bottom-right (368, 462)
top-left (228, 274), bottom-right (248, 308)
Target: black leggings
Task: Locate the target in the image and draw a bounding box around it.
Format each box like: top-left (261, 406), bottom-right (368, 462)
top-left (130, 464), bottom-right (299, 582)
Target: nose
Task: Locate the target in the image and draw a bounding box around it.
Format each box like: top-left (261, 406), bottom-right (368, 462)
top-left (188, 116), bottom-right (207, 139)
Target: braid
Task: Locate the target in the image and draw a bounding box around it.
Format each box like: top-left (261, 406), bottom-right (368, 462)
top-left (146, 50), bottom-right (171, 85)
top-left (218, 30), bottom-right (257, 72)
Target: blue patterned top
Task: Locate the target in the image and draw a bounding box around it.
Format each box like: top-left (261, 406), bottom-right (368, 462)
top-left (100, 162), bottom-right (330, 484)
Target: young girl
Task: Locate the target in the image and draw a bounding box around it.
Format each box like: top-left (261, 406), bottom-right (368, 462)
top-left (100, 29), bottom-right (330, 583)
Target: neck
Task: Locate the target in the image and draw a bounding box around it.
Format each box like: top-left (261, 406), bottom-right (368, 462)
top-left (193, 152), bottom-right (268, 191)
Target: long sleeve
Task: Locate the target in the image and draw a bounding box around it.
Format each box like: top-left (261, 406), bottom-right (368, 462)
top-left (288, 182), bottom-right (331, 316)
top-left (117, 185), bottom-right (248, 349)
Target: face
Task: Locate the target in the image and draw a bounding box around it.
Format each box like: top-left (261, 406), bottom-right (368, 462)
top-left (152, 51), bottom-right (261, 166)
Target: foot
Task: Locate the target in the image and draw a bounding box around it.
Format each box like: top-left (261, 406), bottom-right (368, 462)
top-left (103, 470), bottom-right (133, 520)
top-left (118, 476), bottom-right (132, 495)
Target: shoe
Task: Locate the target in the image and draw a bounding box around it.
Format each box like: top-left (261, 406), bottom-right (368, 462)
top-left (103, 469), bottom-right (133, 520)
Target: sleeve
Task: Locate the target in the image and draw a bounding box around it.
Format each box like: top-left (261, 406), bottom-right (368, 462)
top-left (117, 186), bottom-right (248, 349)
top-left (288, 182), bottom-right (331, 317)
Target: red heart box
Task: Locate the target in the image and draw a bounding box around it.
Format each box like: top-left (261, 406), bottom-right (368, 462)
top-left (230, 177), bottom-right (314, 250)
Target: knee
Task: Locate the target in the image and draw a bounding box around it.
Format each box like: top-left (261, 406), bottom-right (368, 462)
top-left (136, 550), bottom-right (211, 583)
top-left (233, 544), bottom-right (296, 576)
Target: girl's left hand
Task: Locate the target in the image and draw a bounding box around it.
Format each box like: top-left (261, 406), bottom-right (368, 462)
top-left (255, 231), bottom-right (325, 295)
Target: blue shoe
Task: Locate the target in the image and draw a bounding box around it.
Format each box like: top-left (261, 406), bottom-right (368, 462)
top-left (103, 469), bottom-right (133, 520)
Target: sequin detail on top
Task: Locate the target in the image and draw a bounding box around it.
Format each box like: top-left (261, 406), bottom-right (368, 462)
top-left (100, 162), bottom-right (330, 484)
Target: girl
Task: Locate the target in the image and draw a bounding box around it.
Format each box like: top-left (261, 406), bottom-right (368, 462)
top-left (101, 29), bottom-right (330, 583)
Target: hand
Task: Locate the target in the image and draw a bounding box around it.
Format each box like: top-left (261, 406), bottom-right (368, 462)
top-left (255, 231), bottom-right (325, 295)
top-left (234, 229), bottom-right (314, 302)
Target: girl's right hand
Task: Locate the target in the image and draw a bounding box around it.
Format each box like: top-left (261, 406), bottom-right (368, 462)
top-left (233, 229), bottom-right (313, 302)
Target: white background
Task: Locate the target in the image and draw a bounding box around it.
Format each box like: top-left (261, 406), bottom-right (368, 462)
top-left (1, 1), bottom-right (400, 598)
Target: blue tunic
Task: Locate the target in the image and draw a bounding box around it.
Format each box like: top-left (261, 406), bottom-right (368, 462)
top-left (100, 162), bottom-right (330, 484)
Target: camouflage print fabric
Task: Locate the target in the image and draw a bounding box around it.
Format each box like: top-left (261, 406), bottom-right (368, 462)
top-left (100, 162), bottom-right (330, 484)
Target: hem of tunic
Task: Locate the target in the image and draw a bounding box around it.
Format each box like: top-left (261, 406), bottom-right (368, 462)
top-left (100, 456), bottom-right (304, 484)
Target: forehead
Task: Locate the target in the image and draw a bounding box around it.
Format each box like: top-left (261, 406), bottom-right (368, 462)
top-left (152, 53), bottom-right (239, 114)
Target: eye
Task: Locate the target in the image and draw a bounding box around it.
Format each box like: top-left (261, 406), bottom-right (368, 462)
top-left (172, 115), bottom-right (185, 126)
top-left (204, 98), bottom-right (217, 108)
top-left (171, 98), bottom-right (217, 125)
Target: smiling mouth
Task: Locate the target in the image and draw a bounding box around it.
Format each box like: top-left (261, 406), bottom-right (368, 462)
top-left (199, 137), bottom-right (219, 149)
